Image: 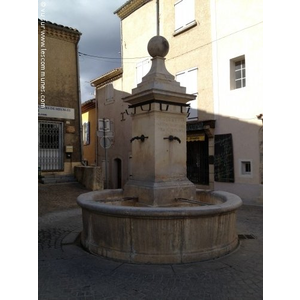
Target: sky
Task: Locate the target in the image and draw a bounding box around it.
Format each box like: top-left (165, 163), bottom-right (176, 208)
top-left (38, 0), bottom-right (126, 103)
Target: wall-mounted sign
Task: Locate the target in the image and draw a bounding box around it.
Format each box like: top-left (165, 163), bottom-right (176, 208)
top-left (100, 137), bottom-right (112, 149)
top-left (187, 134), bottom-right (205, 142)
top-left (38, 105), bottom-right (75, 120)
top-left (98, 118), bottom-right (111, 132)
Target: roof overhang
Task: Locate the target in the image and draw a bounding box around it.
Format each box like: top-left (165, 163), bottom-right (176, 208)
top-left (81, 99), bottom-right (96, 113)
top-left (38, 19), bottom-right (81, 43)
top-left (114, 0), bottom-right (152, 20)
top-left (38, 19), bottom-right (81, 35)
top-left (90, 68), bottom-right (123, 88)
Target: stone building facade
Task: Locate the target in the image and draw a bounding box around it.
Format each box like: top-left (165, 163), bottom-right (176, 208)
top-left (38, 19), bottom-right (82, 177)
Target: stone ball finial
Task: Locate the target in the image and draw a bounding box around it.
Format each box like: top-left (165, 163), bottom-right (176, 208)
top-left (147, 36), bottom-right (169, 58)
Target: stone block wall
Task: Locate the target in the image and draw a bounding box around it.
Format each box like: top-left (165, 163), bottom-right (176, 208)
top-left (74, 166), bottom-right (103, 191)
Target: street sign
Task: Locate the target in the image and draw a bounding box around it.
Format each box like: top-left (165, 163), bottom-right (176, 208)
top-left (97, 131), bottom-right (113, 138)
top-left (100, 137), bottom-right (112, 149)
top-left (98, 119), bottom-right (111, 132)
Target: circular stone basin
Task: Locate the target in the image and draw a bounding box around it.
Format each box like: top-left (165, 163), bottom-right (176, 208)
top-left (77, 189), bottom-right (242, 264)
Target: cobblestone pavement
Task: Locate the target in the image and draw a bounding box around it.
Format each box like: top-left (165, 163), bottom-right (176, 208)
top-left (39, 183), bottom-right (263, 300)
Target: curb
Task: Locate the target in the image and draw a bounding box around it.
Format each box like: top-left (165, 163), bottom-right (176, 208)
top-left (61, 228), bottom-right (82, 245)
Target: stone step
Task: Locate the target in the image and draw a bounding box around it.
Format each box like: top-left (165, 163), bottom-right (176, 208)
top-left (39, 175), bottom-right (78, 184)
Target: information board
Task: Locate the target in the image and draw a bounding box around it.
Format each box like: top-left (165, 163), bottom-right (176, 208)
top-left (214, 134), bottom-right (234, 182)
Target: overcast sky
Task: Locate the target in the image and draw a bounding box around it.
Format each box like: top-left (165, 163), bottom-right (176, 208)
top-left (38, 0), bottom-right (126, 103)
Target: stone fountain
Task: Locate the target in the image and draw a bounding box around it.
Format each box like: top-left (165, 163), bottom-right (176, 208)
top-left (77, 36), bottom-right (242, 264)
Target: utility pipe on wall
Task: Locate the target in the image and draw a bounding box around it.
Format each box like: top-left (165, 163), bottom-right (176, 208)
top-left (157, 0), bottom-right (160, 35)
top-left (75, 38), bottom-right (83, 165)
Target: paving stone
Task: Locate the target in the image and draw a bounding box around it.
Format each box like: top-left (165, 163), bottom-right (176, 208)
top-left (38, 183), bottom-right (263, 299)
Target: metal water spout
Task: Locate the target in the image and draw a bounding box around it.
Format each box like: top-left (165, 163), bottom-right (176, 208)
top-left (164, 135), bottom-right (181, 143)
top-left (130, 135), bottom-right (149, 143)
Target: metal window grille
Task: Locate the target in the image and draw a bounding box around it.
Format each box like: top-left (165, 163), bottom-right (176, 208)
top-left (38, 121), bottom-right (64, 171)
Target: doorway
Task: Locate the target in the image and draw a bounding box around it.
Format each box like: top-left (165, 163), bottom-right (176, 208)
top-left (187, 135), bottom-right (209, 185)
top-left (113, 158), bottom-right (122, 188)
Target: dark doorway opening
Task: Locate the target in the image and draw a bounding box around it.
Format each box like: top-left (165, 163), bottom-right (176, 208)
top-left (187, 136), bottom-right (209, 185)
top-left (114, 158), bottom-right (122, 188)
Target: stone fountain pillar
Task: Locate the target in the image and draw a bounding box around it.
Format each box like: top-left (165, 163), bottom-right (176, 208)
top-left (123, 36), bottom-right (196, 206)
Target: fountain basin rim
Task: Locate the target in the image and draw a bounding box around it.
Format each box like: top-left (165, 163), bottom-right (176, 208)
top-left (77, 189), bottom-right (242, 218)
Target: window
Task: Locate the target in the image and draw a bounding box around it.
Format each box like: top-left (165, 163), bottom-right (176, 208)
top-left (83, 122), bottom-right (90, 145)
top-left (174, 0), bottom-right (195, 34)
top-left (235, 60), bottom-right (246, 89)
top-left (105, 83), bottom-right (114, 103)
top-left (136, 58), bottom-right (151, 85)
top-left (240, 160), bottom-right (252, 177)
top-left (176, 67), bottom-right (198, 120)
top-left (230, 56), bottom-right (246, 90)
top-left (242, 161), bottom-right (251, 174)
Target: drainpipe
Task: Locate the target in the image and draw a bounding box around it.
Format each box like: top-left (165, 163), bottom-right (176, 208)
top-left (75, 37), bottom-right (83, 165)
top-left (95, 89), bottom-right (98, 166)
top-left (120, 17), bottom-right (123, 71)
top-left (156, 0), bottom-right (160, 36)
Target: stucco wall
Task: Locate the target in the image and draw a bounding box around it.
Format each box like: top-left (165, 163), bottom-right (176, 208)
top-left (211, 0), bottom-right (263, 201)
top-left (120, 0), bottom-right (214, 121)
top-left (96, 78), bottom-right (132, 189)
top-left (82, 108), bottom-right (96, 165)
top-left (111, 0), bottom-right (263, 203)
top-left (121, 2), bottom-right (157, 92)
top-left (162, 0), bottom-right (214, 120)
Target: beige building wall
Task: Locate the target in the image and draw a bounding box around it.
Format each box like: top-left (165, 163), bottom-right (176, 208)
top-left (117, 0), bottom-right (215, 191)
top-left (211, 0), bottom-right (263, 202)
top-left (161, 0), bottom-right (214, 120)
top-left (120, 0), bottom-right (214, 120)
top-left (92, 69), bottom-right (132, 189)
top-left (97, 0), bottom-right (263, 203)
top-left (121, 2), bottom-right (156, 92)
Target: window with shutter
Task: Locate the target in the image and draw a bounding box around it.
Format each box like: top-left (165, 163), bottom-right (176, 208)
top-left (174, 0), bottom-right (195, 33)
top-left (176, 67), bottom-right (198, 120)
top-left (136, 58), bottom-right (151, 85)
